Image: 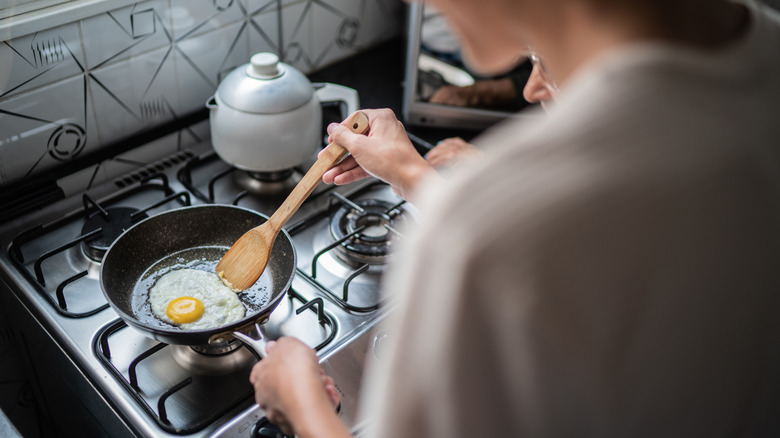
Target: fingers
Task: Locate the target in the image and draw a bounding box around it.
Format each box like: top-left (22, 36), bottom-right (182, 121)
top-left (322, 375), bottom-right (341, 409)
top-left (424, 137), bottom-right (482, 169)
top-left (266, 410), bottom-right (294, 436)
top-left (327, 108), bottom-right (399, 151)
top-left (438, 136), bottom-right (467, 146)
top-left (357, 107), bottom-right (399, 126)
top-left (322, 108), bottom-right (430, 199)
top-left (321, 110), bottom-right (385, 185)
top-left (331, 166), bottom-right (372, 185)
top-left (430, 85), bottom-right (470, 106)
top-left (327, 123), bottom-right (367, 155)
top-left (249, 341), bottom-right (342, 437)
top-left (322, 156), bottom-right (361, 184)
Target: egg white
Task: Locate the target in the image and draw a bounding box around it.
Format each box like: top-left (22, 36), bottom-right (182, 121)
top-left (149, 268), bottom-right (245, 330)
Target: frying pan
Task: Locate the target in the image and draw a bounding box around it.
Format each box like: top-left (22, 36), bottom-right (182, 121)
top-left (100, 205), bottom-right (295, 345)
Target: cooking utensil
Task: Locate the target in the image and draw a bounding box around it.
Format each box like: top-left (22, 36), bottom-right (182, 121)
top-left (216, 111), bottom-right (370, 291)
top-left (232, 322), bottom-right (269, 358)
top-left (206, 52), bottom-right (360, 172)
top-left (100, 205), bottom-right (296, 346)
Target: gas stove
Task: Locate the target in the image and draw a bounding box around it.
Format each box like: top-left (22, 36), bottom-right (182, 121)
top-left (0, 120), bottom-right (414, 437)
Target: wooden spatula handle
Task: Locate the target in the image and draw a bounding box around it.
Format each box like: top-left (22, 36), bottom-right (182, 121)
top-left (265, 111), bottom-right (370, 231)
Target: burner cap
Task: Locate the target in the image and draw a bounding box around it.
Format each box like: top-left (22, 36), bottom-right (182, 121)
top-left (171, 341), bottom-right (256, 375)
top-left (235, 169), bottom-right (297, 196)
top-left (329, 199), bottom-right (405, 265)
top-left (81, 207), bottom-right (147, 261)
top-left (246, 169), bottom-right (293, 183)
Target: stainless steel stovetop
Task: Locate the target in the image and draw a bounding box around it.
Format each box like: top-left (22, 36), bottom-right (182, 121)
top-left (0, 136), bottom-right (413, 437)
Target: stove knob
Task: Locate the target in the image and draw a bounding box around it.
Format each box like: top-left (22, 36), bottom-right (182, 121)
top-left (255, 427), bottom-right (283, 438)
top-left (251, 417), bottom-right (292, 438)
top-left (372, 330), bottom-right (391, 362)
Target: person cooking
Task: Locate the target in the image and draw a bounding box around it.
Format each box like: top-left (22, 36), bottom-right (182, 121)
top-left (251, 0), bottom-right (780, 437)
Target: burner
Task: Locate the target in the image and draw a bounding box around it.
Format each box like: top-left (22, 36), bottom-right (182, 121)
top-left (81, 207), bottom-right (148, 261)
top-left (170, 340), bottom-right (256, 375)
top-left (234, 169), bottom-right (299, 196)
top-left (246, 169), bottom-right (294, 182)
top-left (329, 199), bottom-right (407, 266)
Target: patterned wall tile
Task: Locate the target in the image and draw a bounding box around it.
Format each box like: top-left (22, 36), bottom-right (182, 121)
top-left (284, 0), bottom-right (402, 73)
top-left (245, 0), bottom-right (283, 61)
top-left (57, 122), bottom-right (204, 196)
top-left (356, 0), bottom-right (403, 48)
top-left (279, 0), bottom-right (312, 73)
top-left (0, 74), bottom-right (98, 186)
top-left (282, 0), bottom-right (302, 7)
top-left (80, 0), bottom-right (172, 70)
top-left (89, 45), bottom-right (179, 143)
top-left (243, 0), bottom-right (281, 14)
top-left (0, 22), bottom-right (84, 99)
top-left (310, 0), bottom-right (362, 70)
top-left (168, 0), bottom-right (244, 41)
top-left (174, 20), bottom-right (252, 113)
top-left (0, 0), bottom-right (403, 188)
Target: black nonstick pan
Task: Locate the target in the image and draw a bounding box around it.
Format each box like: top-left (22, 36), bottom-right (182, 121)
top-left (100, 204), bottom-right (295, 346)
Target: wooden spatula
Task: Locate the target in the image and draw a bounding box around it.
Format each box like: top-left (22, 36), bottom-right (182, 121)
top-left (216, 111), bottom-right (370, 291)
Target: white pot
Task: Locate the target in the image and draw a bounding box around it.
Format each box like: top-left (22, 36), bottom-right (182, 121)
top-left (206, 52), bottom-right (359, 172)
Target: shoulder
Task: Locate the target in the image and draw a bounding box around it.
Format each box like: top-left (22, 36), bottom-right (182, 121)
top-left (412, 121), bottom-right (613, 274)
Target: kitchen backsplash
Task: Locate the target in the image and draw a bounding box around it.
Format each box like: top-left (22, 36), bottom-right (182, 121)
top-left (0, 0), bottom-right (403, 191)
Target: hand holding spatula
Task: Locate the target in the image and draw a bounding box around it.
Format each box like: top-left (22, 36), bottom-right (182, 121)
top-left (216, 111), bottom-right (370, 291)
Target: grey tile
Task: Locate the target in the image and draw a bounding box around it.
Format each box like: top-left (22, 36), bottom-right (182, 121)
top-left (89, 45), bottom-right (179, 144)
top-left (169, 0), bottom-right (244, 41)
top-left (57, 122), bottom-right (206, 196)
top-left (0, 22), bottom-right (84, 99)
top-left (80, 0), bottom-right (172, 70)
top-left (356, 0), bottom-right (404, 49)
top-left (243, 0), bottom-right (281, 15)
top-left (309, 0), bottom-right (361, 70)
top-left (247, 3), bottom-right (282, 60)
top-left (280, 0), bottom-right (313, 73)
top-left (0, 74), bottom-right (98, 186)
top-left (175, 20), bottom-right (250, 112)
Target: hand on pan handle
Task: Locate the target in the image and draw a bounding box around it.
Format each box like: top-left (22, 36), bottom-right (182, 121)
top-left (322, 108), bottom-right (439, 202)
top-left (249, 337), bottom-right (350, 438)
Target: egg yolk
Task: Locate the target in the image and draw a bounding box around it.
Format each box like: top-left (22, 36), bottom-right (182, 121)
top-left (166, 296), bottom-right (205, 324)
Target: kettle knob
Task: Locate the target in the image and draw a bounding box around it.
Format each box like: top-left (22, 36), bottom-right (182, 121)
top-left (248, 52), bottom-right (282, 79)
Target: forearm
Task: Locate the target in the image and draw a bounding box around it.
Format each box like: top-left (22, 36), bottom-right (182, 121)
top-left (472, 77), bottom-right (518, 108)
top-left (393, 156), bottom-right (440, 202)
top-left (288, 398), bottom-right (354, 438)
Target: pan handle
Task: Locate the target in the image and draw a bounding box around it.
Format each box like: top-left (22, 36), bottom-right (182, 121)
top-left (233, 322), bottom-right (268, 358)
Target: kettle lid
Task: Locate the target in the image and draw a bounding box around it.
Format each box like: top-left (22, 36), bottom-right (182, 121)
top-left (216, 52), bottom-right (313, 114)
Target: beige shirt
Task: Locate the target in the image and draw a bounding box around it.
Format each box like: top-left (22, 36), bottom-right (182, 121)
top-left (361, 1), bottom-right (780, 436)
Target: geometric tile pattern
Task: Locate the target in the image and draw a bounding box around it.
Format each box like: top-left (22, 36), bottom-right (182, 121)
top-left (0, 0), bottom-right (403, 188)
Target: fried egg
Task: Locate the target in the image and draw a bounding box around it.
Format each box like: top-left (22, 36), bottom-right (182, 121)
top-left (149, 268), bottom-right (245, 330)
